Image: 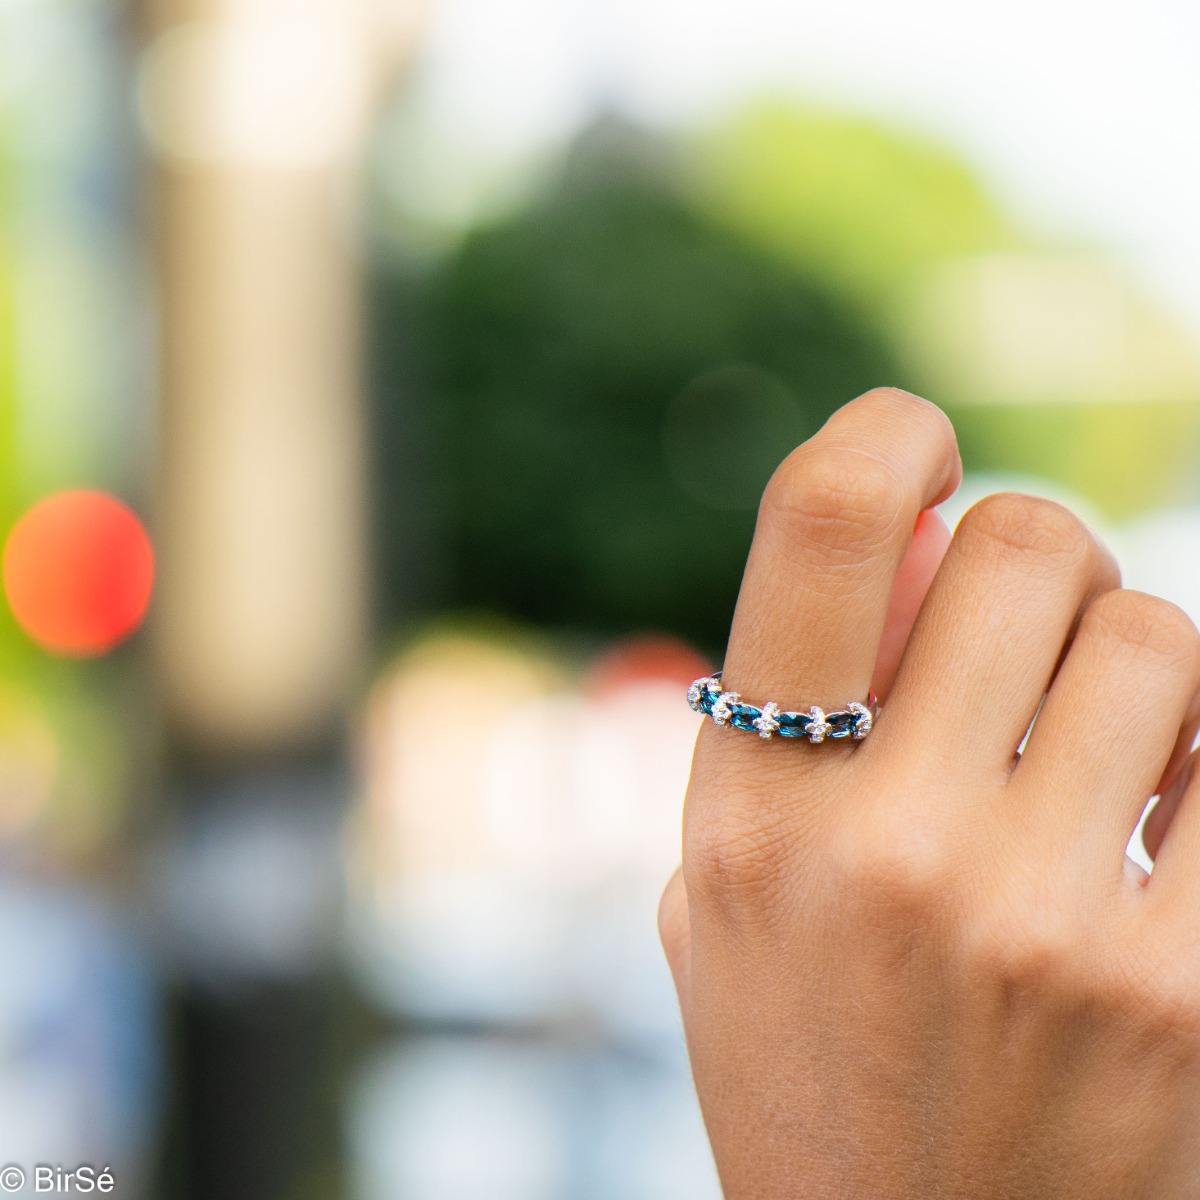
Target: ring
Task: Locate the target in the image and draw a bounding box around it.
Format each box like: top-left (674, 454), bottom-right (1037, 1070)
top-left (687, 673), bottom-right (876, 743)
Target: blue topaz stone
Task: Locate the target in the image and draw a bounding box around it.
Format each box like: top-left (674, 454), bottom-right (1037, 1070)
top-left (775, 710), bottom-right (812, 738)
top-left (688, 675), bottom-right (722, 714)
top-left (728, 703), bottom-right (762, 731)
top-left (848, 701), bottom-right (873, 739)
top-left (827, 709), bottom-right (857, 738)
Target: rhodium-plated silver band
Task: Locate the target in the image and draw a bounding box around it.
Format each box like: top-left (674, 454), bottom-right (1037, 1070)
top-left (687, 673), bottom-right (876, 743)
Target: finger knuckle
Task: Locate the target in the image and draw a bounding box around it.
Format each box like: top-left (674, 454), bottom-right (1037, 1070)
top-left (959, 492), bottom-right (1093, 567)
top-left (1137, 968), bottom-right (1200, 1042)
top-left (959, 903), bottom-right (1081, 1000)
top-left (850, 387), bottom-right (956, 450)
top-left (683, 807), bottom-right (792, 908)
top-left (1128, 932), bottom-right (1200, 1042)
top-left (826, 814), bottom-right (950, 925)
top-left (761, 444), bottom-right (901, 557)
top-left (1084, 590), bottom-right (1200, 670)
top-left (962, 905), bottom-right (1200, 1039)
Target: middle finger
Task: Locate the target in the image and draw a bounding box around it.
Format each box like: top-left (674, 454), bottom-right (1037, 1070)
top-left (878, 493), bottom-right (1119, 778)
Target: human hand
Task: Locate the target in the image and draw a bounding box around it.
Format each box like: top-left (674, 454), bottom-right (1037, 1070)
top-left (661, 389), bottom-right (1200, 1198)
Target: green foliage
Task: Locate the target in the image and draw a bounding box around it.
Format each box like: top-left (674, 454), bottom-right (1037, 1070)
top-left (370, 140), bottom-right (905, 652)
top-left (0, 132), bottom-right (29, 674)
top-left (0, 113), bottom-right (131, 849)
top-left (690, 103), bottom-right (1200, 517)
top-left (945, 401), bottom-right (1200, 518)
top-left (688, 102), bottom-right (1017, 315)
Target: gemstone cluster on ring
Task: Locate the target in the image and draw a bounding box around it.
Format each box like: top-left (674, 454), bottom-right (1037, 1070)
top-left (687, 673), bottom-right (875, 743)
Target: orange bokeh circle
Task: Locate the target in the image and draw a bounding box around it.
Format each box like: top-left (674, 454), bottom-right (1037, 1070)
top-left (3, 490), bottom-right (154, 656)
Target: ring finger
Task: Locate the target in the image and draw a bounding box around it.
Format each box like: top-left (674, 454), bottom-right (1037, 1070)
top-left (878, 493), bottom-right (1119, 779)
top-left (1014, 590), bottom-right (1200, 866)
top-left (717, 388), bottom-right (960, 733)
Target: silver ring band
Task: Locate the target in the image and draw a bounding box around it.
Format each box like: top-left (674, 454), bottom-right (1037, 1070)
top-left (687, 673), bottom-right (876, 743)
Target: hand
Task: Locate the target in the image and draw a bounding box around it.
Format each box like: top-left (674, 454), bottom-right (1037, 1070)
top-left (660, 389), bottom-right (1200, 1199)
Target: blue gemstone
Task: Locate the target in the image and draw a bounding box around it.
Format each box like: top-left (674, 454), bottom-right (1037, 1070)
top-left (775, 711), bottom-right (811, 738)
top-left (827, 710), bottom-right (856, 738)
top-left (729, 703), bottom-right (761, 731)
top-left (699, 687), bottom-right (718, 715)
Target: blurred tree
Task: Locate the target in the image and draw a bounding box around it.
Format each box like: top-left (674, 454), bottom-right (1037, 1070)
top-left (370, 104), bottom-right (1200, 653)
top-left (370, 127), bottom-right (906, 654)
top-left (690, 103), bottom-right (1200, 518)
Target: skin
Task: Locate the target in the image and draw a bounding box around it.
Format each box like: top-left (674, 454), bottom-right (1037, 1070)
top-left (659, 388), bottom-right (1200, 1199)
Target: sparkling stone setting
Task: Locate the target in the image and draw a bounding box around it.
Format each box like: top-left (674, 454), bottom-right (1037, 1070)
top-left (686, 672), bottom-right (875, 746)
top-left (826, 710), bottom-right (856, 738)
top-left (776, 711), bottom-right (812, 738)
top-left (729, 703), bottom-right (761, 731)
top-left (710, 691), bottom-right (741, 727)
top-left (807, 705), bottom-right (831, 743)
top-left (688, 676), bottom-right (723, 715)
top-left (753, 701), bottom-right (781, 739)
top-left (847, 701), bottom-right (873, 740)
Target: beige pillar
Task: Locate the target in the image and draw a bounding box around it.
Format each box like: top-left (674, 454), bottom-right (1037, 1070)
top-left (137, 0), bottom-right (422, 755)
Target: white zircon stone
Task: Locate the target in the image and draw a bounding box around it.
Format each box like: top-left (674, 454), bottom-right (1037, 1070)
top-left (711, 691), bottom-right (740, 726)
top-left (754, 701), bottom-right (780, 739)
top-left (807, 705), bottom-right (830, 743)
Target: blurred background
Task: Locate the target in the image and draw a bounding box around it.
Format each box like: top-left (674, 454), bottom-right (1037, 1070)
top-left (3, 0), bottom-right (1200, 1196)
